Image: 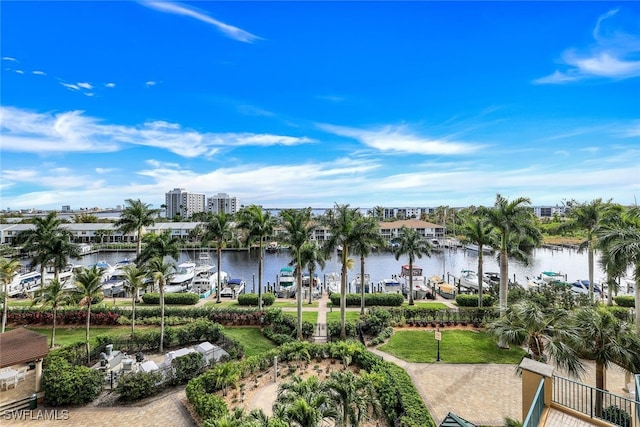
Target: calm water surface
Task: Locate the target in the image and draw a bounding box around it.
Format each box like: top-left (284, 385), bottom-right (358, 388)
top-left (79, 247), bottom-right (607, 292)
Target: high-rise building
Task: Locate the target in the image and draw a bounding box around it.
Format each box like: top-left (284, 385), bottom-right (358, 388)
top-left (165, 188), bottom-right (206, 219)
top-left (207, 193), bottom-right (240, 215)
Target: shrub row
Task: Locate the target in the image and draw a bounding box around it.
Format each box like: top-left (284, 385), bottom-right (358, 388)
top-left (141, 292), bottom-right (200, 305)
top-left (386, 306), bottom-right (498, 326)
top-left (237, 292), bottom-right (276, 306)
top-left (455, 293), bottom-right (495, 307)
top-left (42, 355), bottom-right (104, 406)
top-left (7, 308), bottom-right (121, 326)
top-left (615, 295), bottom-right (635, 308)
top-left (329, 292), bottom-right (404, 307)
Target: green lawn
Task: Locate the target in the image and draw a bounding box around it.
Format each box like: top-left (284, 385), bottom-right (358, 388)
top-left (379, 330), bottom-right (526, 364)
top-left (26, 326), bottom-right (128, 347)
top-left (326, 311), bottom-right (361, 322)
top-left (204, 300), bottom-right (238, 308)
top-left (284, 311), bottom-right (318, 324)
top-left (272, 301), bottom-right (319, 308)
top-left (221, 327), bottom-right (276, 358)
top-left (404, 301), bottom-right (450, 309)
top-left (7, 300), bottom-right (35, 307)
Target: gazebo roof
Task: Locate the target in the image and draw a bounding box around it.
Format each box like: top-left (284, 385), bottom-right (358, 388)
top-left (439, 412), bottom-right (477, 427)
top-left (0, 328), bottom-right (49, 368)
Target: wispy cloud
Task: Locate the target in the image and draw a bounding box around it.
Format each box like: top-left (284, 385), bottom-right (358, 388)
top-left (318, 123), bottom-right (483, 155)
top-left (32, 70), bottom-right (46, 76)
top-left (60, 82), bottom-right (80, 91)
top-left (2, 56), bottom-right (18, 62)
top-left (145, 80), bottom-right (157, 87)
top-left (105, 82), bottom-right (116, 88)
top-left (77, 82), bottom-right (93, 90)
top-left (140, 1), bottom-right (261, 43)
top-left (535, 9), bottom-right (640, 84)
top-left (15, 70), bottom-right (24, 74)
top-left (0, 106), bottom-right (314, 157)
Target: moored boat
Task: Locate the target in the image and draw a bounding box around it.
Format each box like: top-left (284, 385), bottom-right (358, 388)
top-left (220, 277), bottom-right (245, 298)
top-left (400, 265), bottom-right (431, 299)
top-left (350, 273), bottom-right (371, 294)
top-left (378, 277), bottom-right (401, 294)
top-left (459, 269), bottom-right (480, 291)
top-left (325, 272), bottom-right (339, 295)
top-left (276, 267), bottom-right (296, 298)
top-left (166, 261), bottom-right (196, 293)
top-left (7, 270), bottom-right (42, 297)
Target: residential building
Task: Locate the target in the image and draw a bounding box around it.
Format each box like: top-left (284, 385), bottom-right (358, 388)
top-left (165, 188), bottom-right (206, 219)
top-left (207, 193), bottom-right (240, 215)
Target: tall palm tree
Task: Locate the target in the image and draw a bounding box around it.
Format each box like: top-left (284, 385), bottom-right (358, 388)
top-left (300, 241), bottom-right (326, 305)
top-left (570, 307), bottom-right (640, 415)
top-left (486, 194), bottom-right (541, 312)
top-left (351, 216), bottom-right (385, 314)
top-left (33, 278), bottom-right (70, 347)
top-left (147, 256), bottom-right (175, 352)
top-left (488, 300), bottom-right (583, 376)
top-left (599, 206), bottom-right (640, 329)
top-left (48, 233), bottom-right (80, 281)
top-left (281, 208), bottom-right (315, 340)
top-left (459, 209), bottom-right (495, 307)
top-left (114, 199), bottom-right (159, 260)
top-left (322, 204), bottom-right (362, 339)
top-left (137, 230), bottom-right (180, 266)
top-left (560, 199), bottom-right (609, 301)
top-left (73, 265), bottom-right (104, 363)
top-left (17, 212), bottom-right (65, 286)
top-left (325, 370), bottom-right (382, 427)
top-left (122, 264), bottom-right (147, 335)
top-left (237, 205), bottom-right (276, 310)
top-left (203, 212), bottom-right (234, 304)
top-left (393, 226), bottom-right (432, 306)
top-left (0, 257), bottom-right (22, 333)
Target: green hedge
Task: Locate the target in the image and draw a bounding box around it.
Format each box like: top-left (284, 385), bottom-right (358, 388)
top-left (455, 294), bottom-right (495, 307)
top-left (237, 292), bottom-right (276, 306)
top-left (615, 295), bottom-right (635, 308)
top-left (115, 371), bottom-right (163, 401)
top-left (329, 293), bottom-right (404, 307)
top-left (42, 355), bottom-right (104, 406)
top-left (141, 292), bottom-right (200, 305)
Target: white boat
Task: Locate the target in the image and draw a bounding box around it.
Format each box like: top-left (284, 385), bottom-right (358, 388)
top-left (378, 278), bottom-right (401, 294)
top-left (7, 270), bottom-right (42, 297)
top-left (93, 261), bottom-right (115, 282)
top-left (325, 272), bottom-right (340, 295)
top-left (526, 276), bottom-right (545, 290)
top-left (195, 252), bottom-right (215, 277)
top-left (459, 270), bottom-right (480, 291)
top-left (465, 244), bottom-right (494, 255)
top-left (102, 267), bottom-right (128, 297)
top-left (166, 261), bottom-right (196, 293)
top-left (276, 267), bottom-right (296, 298)
top-left (540, 271), bottom-right (565, 283)
top-left (265, 241), bottom-right (280, 253)
top-left (43, 262), bottom-right (82, 286)
top-left (571, 279), bottom-right (602, 296)
top-left (400, 265), bottom-right (430, 299)
top-left (302, 273), bottom-right (321, 299)
top-left (220, 278), bottom-right (245, 298)
top-left (349, 273), bottom-right (371, 293)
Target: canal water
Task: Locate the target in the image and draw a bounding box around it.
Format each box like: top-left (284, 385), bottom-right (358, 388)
top-left (77, 246), bottom-right (609, 293)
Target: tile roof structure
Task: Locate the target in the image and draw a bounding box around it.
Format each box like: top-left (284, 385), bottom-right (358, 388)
top-left (0, 328), bottom-right (49, 368)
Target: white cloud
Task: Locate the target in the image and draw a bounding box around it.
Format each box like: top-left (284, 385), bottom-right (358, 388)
top-left (0, 106), bottom-right (314, 157)
top-left (2, 57), bottom-right (18, 62)
top-left (61, 82), bottom-right (80, 91)
top-left (145, 81), bottom-right (157, 87)
top-left (77, 82), bottom-right (93, 90)
top-left (84, 92), bottom-right (95, 97)
top-left (32, 70), bottom-right (46, 76)
top-left (318, 123), bottom-right (483, 155)
top-left (140, 1), bottom-right (261, 43)
top-left (15, 70), bottom-right (24, 74)
top-left (535, 9), bottom-right (640, 84)
top-left (105, 82), bottom-right (116, 88)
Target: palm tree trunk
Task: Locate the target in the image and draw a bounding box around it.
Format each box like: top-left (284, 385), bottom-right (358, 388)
top-left (216, 246), bottom-right (222, 304)
top-left (340, 247), bottom-right (348, 339)
top-left (499, 248), bottom-right (508, 313)
top-left (595, 362), bottom-right (605, 417)
top-left (258, 241), bottom-right (264, 310)
top-left (86, 303), bottom-right (91, 364)
top-left (408, 261), bottom-right (414, 306)
top-left (360, 255), bottom-right (366, 315)
top-left (2, 281), bottom-right (7, 333)
top-left (131, 294), bottom-right (136, 336)
top-left (308, 268), bottom-right (313, 305)
top-left (634, 263), bottom-right (640, 331)
top-left (588, 244), bottom-right (595, 302)
top-left (160, 283), bottom-right (165, 352)
top-left (51, 307), bottom-right (57, 348)
top-left (136, 227), bottom-right (143, 258)
top-left (297, 256), bottom-right (303, 341)
top-left (477, 249), bottom-right (484, 308)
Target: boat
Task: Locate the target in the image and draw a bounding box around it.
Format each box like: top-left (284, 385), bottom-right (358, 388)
top-left (42, 262), bottom-right (82, 286)
top-left (483, 272), bottom-right (500, 287)
top-left (540, 271), bottom-right (565, 283)
top-left (92, 261), bottom-right (115, 283)
top-left (430, 276), bottom-right (456, 299)
top-left (302, 273), bottom-right (321, 299)
top-left (400, 265), bottom-right (431, 299)
top-left (349, 273), bottom-right (371, 294)
top-left (7, 270), bottom-right (42, 297)
top-left (265, 241), bottom-right (280, 253)
top-left (571, 279), bottom-right (602, 296)
top-left (526, 276), bottom-right (545, 290)
top-left (276, 267), bottom-right (296, 298)
top-left (195, 251), bottom-right (215, 277)
top-left (459, 270), bottom-right (480, 291)
top-left (325, 272), bottom-right (340, 295)
top-left (220, 278), bottom-right (245, 298)
top-left (465, 244), bottom-right (494, 255)
top-left (378, 277), bottom-right (401, 294)
top-left (191, 271), bottom-right (227, 298)
top-left (102, 267), bottom-right (128, 297)
top-left (166, 261), bottom-right (196, 293)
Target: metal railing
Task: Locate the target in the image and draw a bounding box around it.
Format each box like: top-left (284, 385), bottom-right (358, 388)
top-left (553, 375), bottom-right (635, 426)
top-left (523, 378), bottom-right (545, 427)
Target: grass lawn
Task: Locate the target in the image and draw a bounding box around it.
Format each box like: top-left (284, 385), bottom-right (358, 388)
top-left (379, 330), bottom-right (526, 364)
top-left (271, 300), bottom-right (319, 308)
top-left (26, 326), bottom-right (129, 347)
top-left (404, 301), bottom-right (450, 309)
top-left (204, 300), bottom-right (238, 308)
top-left (284, 311), bottom-right (318, 324)
top-left (7, 299), bottom-right (35, 307)
top-left (221, 327), bottom-right (276, 358)
top-left (326, 311), bottom-right (361, 322)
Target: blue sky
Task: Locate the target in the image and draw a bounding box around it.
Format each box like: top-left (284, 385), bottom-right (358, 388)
top-left (1, 1), bottom-right (639, 211)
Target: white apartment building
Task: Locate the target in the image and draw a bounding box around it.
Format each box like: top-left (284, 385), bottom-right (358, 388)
top-left (207, 193), bottom-right (240, 215)
top-left (165, 188), bottom-right (206, 219)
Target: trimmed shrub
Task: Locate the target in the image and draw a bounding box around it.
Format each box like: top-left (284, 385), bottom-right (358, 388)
top-left (42, 355), bottom-right (103, 406)
top-left (329, 293), bottom-right (404, 307)
top-left (115, 370), bottom-right (163, 401)
top-left (615, 295), bottom-right (635, 308)
top-left (172, 352), bottom-right (205, 384)
top-left (237, 292), bottom-right (276, 306)
top-left (327, 320), bottom-right (357, 339)
top-left (141, 292), bottom-right (200, 305)
top-left (455, 293), bottom-right (494, 307)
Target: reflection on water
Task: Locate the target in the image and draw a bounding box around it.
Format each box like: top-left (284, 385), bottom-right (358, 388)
top-left (78, 246), bottom-right (608, 292)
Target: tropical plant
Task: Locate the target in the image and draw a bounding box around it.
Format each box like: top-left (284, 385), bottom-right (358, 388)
top-left (147, 256), bottom-right (175, 352)
top-left (393, 226), bottom-right (432, 306)
top-left (33, 278), bottom-right (71, 347)
top-left (237, 205), bottom-right (276, 310)
top-left (274, 375), bottom-right (337, 427)
top-left (47, 234), bottom-right (80, 280)
top-left (351, 216), bottom-right (385, 314)
top-left (325, 370), bottom-right (382, 427)
top-left (137, 230), bottom-right (180, 266)
top-left (203, 212), bottom-right (234, 304)
top-left (458, 209), bottom-right (495, 307)
top-left (281, 208), bottom-right (315, 340)
top-left (122, 264), bottom-right (147, 335)
top-left (486, 194), bottom-right (541, 312)
top-left (300, 241), bottom-right (326, 305)
top-left (0, 257), bottom-right (22, 333)
top-left (322, 204), bottom-right (362, 339)
top-left (73, 265), bottom-right (105, 363)
top-left (114, 198), bottom-right (159, 259)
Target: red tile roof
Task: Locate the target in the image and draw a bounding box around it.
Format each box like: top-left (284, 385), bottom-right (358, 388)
top-left (0, 328), bottom-right (49, 368)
